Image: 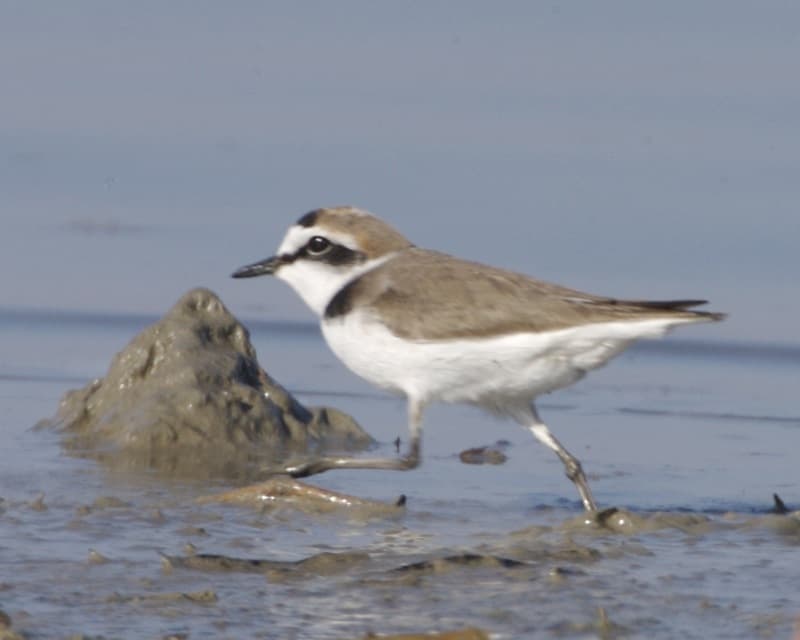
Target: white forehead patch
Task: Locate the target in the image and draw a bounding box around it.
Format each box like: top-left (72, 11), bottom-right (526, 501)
top-left (276, 226), bottom-right (312, 256)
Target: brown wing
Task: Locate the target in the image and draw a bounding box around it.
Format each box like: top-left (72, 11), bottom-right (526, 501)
top-left (325, 248), bottom-right (724, 340)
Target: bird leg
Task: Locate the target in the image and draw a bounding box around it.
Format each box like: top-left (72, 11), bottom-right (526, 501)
top-left (526, 406), bottom-right (598, 512)
top-left (281, 397), bottom-right (424, 478)
top-left (283, 437), bottom-right (420, 477)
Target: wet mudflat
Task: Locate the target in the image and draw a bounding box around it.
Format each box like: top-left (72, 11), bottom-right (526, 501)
top-left (1, 309), bottom-right (799, 639)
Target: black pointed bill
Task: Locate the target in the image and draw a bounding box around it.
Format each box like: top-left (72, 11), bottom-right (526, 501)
top-left (231, 255), bottom-right (285, 278)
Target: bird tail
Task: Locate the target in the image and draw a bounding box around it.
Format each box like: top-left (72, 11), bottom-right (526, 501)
top-left (620, 298), bottom-right (726, 322)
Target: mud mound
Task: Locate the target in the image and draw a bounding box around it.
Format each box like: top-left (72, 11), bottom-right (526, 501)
top-left (42, 288), bottom-right (372, 478)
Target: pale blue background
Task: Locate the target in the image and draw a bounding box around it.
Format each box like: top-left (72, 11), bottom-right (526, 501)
top-left (2, 2), bottom-right (798, 343)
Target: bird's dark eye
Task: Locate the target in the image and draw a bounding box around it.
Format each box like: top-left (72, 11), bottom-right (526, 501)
top-left (306, 236), bottom-right (332, 256)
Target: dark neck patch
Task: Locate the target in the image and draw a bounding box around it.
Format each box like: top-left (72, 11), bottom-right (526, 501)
top-left (325, 278), bottom-right (360, 319)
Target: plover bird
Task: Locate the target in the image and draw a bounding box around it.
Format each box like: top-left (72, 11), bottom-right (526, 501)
top-left (233, 206), bottom-right (725, 511)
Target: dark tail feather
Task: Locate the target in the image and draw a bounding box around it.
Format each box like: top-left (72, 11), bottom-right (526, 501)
top-left (621, 299), bottom-right (709, 310)
top-left (615, 298), bottom-right (727, 321)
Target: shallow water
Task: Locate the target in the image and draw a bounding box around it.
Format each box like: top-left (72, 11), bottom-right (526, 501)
top-left (1, 308), bottom-right (799, 639)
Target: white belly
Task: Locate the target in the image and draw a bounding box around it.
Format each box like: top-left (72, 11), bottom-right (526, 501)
top-left (321, 309), bottom-right (692, 415)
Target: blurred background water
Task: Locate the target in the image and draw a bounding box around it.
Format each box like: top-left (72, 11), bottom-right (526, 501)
top-left (1, 2), bottom-right (798, 344)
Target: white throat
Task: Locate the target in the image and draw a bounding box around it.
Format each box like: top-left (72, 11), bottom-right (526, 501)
top-left (276, 253), bottom-right (394, 317)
